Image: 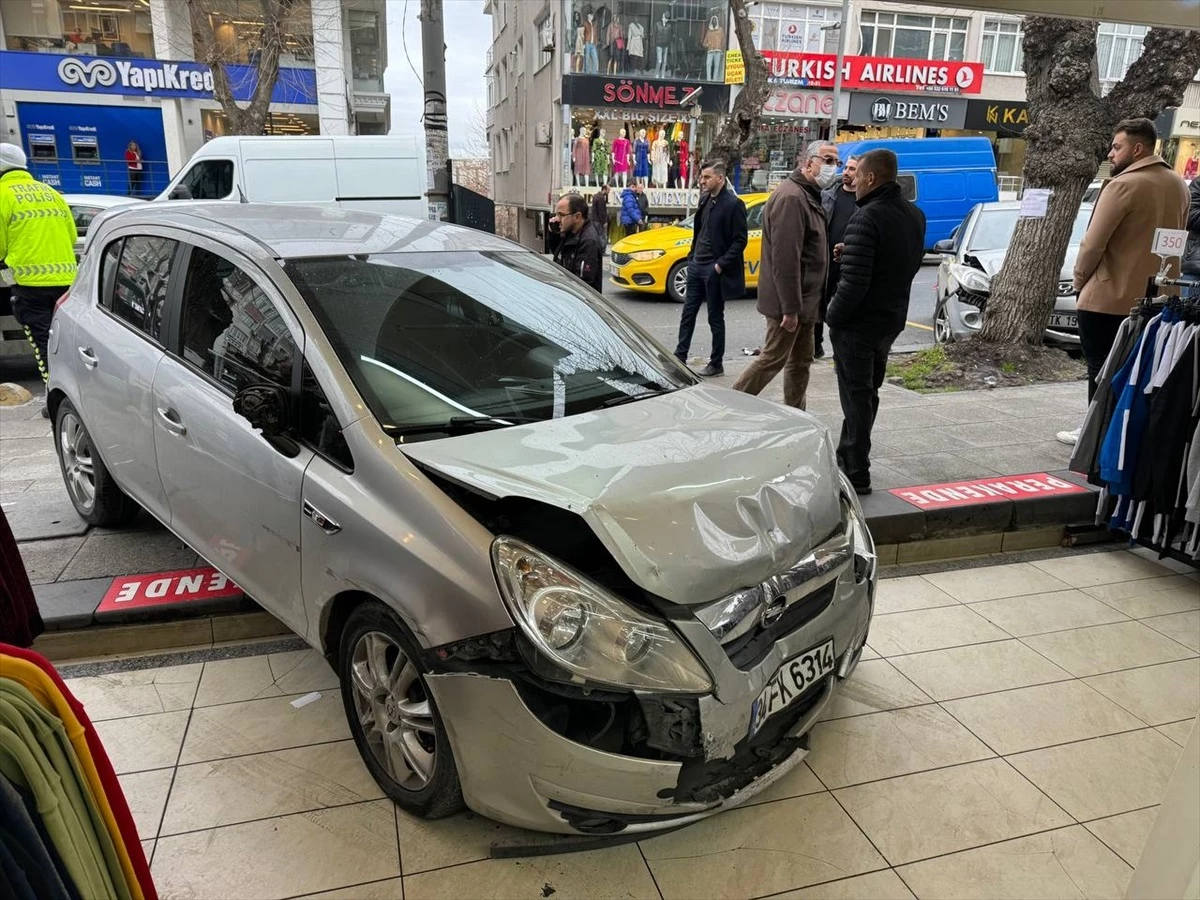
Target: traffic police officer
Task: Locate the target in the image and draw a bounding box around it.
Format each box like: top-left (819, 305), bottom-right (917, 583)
top-left (0, 142), bottom-right (78, 407)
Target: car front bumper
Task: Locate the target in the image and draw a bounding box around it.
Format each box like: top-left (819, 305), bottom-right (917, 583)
top-left (426, 524), bottom-right (875, 835)
top-left (944, 292), bottom-right (1081, 346)
top-left (608, 261), bottom-right (668, 294)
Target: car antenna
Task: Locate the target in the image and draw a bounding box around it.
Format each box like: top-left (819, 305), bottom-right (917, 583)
top-left (237, 185), bottom-right (249, 203)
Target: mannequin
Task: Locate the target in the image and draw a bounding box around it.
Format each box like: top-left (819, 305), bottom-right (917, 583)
top-left (626, 16), bottom-right (645, 73)
top-left (606, 13), bottom-right (624, 74)
top-left (584, 12), bottom-right (599, 74)
top-left (678, 137), bottom-right (690, 188)
top-left (572, 126), bottom-right (592, 187)
top-left (651, 130), bottom-right (669, 187)
top-left (704, 15), bottom-right (725, 81)
top-left (653, 12), bottom-right (671, 78)
top-left (611, 128), bottom-right (631, 187)
top-left (667, 142), bottom-right (680, 190)
top-left (574, 12), bottom-right (585, 73)
top-left (633, 128), bottom-right (651, 186)
top-left (592, 128), bottom-right (610, 185)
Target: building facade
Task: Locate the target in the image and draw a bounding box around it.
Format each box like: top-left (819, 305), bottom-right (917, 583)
top-left (487, 0), bottom-right (1198, 249)
top-left (0, 0), bottom-right (390, 196)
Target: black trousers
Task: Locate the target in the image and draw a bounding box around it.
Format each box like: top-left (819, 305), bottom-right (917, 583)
top-left (675, 261), bottom-right (725, 368)
top-left (10, 285), bottom-right (61, 384)
top-left (1077, 309), bottom-right (1126, 403)
top-left (832, 328), bottom-right (900, 487)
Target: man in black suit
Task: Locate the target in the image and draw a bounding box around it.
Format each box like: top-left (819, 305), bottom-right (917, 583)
top-left (674, 160), bottom-right (747, 377)
top-left (826, 149), bottom-right (926, 494)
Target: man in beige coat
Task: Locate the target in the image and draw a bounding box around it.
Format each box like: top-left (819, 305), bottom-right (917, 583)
top-left (732, 142), bottom-right (838, 408)
top-left (1061, 117), bottom-right (1189, 444)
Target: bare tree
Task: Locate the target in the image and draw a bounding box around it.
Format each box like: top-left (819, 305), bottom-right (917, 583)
top-left (707, 0), bottom-right (771, 168)
top-left (453, 100), bottom-right (489, 159)
top-left (184, 0), bottom-right (314, 135)
top-left (978, 19), bottom-right (1200, 346)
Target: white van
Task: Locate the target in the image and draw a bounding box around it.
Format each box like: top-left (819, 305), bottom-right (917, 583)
top-left (158, 135), bottom-right (425, 218)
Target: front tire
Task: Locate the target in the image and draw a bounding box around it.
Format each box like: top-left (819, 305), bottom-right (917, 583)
top-left (338, 602), bottom-right (464, 819)
top-left (933, 301), bottom-right (954, 344)
top-left (666, 260), bottom-right (687, 303)
top-left (55, 400), bottom-right (139, 527)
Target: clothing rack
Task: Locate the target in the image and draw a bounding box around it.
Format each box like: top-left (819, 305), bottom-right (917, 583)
top-left (1068, 278), bottom-right (1200, 569)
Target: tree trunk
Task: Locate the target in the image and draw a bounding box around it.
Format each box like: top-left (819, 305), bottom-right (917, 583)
top-left (979, 18), bottom-right (1200, 346)
top-left (706, 0), bottom-right (770, 169)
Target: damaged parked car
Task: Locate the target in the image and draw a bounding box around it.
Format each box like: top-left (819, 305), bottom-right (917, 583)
top-left (47, 203), bottom-right (877, 835)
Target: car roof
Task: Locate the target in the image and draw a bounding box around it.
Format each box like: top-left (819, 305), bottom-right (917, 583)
top-left (977, 200), bottom-right (1095, 212)
top-left (95, 201), bottom-right (523, 257)
top-left (61, 194), bottom-right (145, 207)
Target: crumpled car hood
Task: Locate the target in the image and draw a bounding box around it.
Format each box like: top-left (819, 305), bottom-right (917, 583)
top-left (973, 246), bottom-right (1079, 281)
top-left (401, 385), bottom-right (843, 606)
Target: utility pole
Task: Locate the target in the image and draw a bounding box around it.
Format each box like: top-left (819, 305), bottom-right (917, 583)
top-left (420, 0), bottom-right (449, 220)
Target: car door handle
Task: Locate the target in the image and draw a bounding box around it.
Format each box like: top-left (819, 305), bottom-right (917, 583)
top-left (303, 500), bottom-right (341, 535)
top-left (155, 407), bottom-right (187, 436)
top-left (77, 346), bottom-right (98, 369)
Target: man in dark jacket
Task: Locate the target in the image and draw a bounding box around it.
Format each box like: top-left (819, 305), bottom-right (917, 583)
top-left (732, 142), bottom-right (837, 408)
top-left (675, 160), bottom-right (747, 377)
top-left (826, 149), bottom-right (925, 494)
top-left (550, 192), bottom-right (604, 291)
top-left (1183, 175), bottom-right (1200, 277)
top-left (635, 183), bottom-right (650, 231)
top-left (815, 156), bottom-right (858, 358)
top-left (591, 183), bottom-right (611, 247)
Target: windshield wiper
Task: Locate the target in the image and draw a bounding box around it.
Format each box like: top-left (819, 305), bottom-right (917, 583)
top-left (599, 387), bottom-right (674, 409)
top-left (385, 415), bottom-right (540, 438)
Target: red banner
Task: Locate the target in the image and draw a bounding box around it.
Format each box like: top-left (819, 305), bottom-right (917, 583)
top-left (889, 474), bottom-right (1089, 511)
top-left (763, 51), bottom-right (983, 95)
top-left (98, 566), bottom-right (242, 613)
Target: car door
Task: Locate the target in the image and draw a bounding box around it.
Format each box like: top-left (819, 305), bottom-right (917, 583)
top-left (152, 239), bottom-right (311, 636)
top-left (71, 232), bottom-right (178, 522)
top-left (744, 201), bottom-right (765, 288)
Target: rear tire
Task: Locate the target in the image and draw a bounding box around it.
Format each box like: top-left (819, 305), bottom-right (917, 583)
top-left (338, 601), bottom-right (465, 819)
top-left (55, 399), bottom-right (139, 527)
top-left (666, 261), bottom-right (687, 303)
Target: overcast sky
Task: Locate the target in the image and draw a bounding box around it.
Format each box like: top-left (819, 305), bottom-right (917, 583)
top-left (384, 0), bottom-right (491, 156)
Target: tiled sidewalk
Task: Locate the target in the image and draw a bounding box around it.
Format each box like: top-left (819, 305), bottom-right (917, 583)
top-left (63, 548), bottom-right (1198, 900)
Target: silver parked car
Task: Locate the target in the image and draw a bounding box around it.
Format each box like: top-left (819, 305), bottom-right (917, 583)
top-left (933, 201), bottom-right (1094, 350)
top-left (61, 193), bottom-right (145, 257)
top-left (47, 203), bottom-right (876, 835)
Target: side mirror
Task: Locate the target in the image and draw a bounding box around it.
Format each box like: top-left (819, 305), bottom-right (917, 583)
top-left (168, 184), bottom-right (193, 200)
top-left (234, 384), bottom-right (299, 456)
top-left (933, 239), bottom-right (956, 254)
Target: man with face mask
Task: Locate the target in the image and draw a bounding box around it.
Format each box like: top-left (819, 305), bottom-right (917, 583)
top-left (1057, 117), bottom-right (1189, 445)
top-left (732, 142), bottom-right (837, 408)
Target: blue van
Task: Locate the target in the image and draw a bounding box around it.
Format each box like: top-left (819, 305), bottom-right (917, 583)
top-left (835, 137), bottom-right (999, 250)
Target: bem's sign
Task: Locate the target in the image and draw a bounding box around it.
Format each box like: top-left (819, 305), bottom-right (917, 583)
top-left (763, 51), bottom-right (983, 94)
top-left (849, 92), bottom-right (968, 128)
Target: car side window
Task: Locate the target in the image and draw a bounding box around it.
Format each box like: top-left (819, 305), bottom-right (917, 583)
top-left (179, 160), bottom-right (234, 200)
top-left (101, 235), bottom-right (175, 342)
top-left (897, 174), bottom-right (917, 201)
top-left (300, 361), bottom-right (352, 470)
top-left (178, 246), bottom-right (296, 394)
top-left (70, 206), bottom-right (103, 234)
top-left (746, 203), bottom-right (765, 231)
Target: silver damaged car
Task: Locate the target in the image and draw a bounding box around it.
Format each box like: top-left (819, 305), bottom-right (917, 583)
top-left (48, 203), bottom-right (876, 835)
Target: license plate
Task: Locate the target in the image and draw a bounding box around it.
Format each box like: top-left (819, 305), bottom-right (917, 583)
top-left (1048, 313), bottom-right (1077, 329)
top-left (749, 639), bottom-right (835, 738)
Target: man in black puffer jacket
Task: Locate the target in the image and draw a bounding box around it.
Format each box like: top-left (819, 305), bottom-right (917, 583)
top-left (826, 149), bottom-right (925, 494)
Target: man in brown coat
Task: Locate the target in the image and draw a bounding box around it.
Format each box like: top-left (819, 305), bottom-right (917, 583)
top-left (1060, 118), bottom-right (1189, 444)
top-left (732, 142), bottom-right (839, 408)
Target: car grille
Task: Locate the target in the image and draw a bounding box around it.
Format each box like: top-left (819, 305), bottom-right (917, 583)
top-left (611, 251), bottom-right (632, 266)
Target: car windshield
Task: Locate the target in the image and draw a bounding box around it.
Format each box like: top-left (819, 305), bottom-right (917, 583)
top-left (967, 206), bottom-right (1093, 252)
top-left (286, 251), bottom-right (693, 439)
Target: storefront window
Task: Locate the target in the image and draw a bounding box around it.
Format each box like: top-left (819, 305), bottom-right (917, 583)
top-left (1097, 22), bottom-right (1146, 82)
top-left (193, 0), bottom-right (314, 68)
top-left (859, 11), bottom-right (968, 62)
top-left (980, 19), bottom-right (1023, 74)
top-left (2, 0), bottom-right (156, 58)
top-left (568, 107), bottom-right (712, 194)
top-left (749, 2), bottom-right (840, 55)
top-left (568, 1), bottom-right (729, 82)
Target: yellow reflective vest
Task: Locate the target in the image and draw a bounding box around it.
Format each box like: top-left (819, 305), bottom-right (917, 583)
top-left (0, 169), bottom-right (78, 288)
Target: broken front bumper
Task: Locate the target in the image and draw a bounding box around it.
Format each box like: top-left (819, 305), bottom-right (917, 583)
top-left (425, 520), bottom-right (875, 835)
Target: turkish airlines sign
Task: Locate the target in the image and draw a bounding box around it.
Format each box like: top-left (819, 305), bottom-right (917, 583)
top-left (763, 51), bottom-right (983, 95)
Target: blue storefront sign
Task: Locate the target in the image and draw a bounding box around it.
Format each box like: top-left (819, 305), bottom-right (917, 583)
top-left (0, 50), bottom-right (317, 105)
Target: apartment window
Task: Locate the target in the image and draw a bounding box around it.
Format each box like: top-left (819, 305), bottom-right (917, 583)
top-left (980, 19), bottom-right (1023, 73)
top-left (537, 14), bottom-right (553, 70)
top-left (860, 11), bottom-right (968, 61)
top-left (1097, 22), bottom-right (1147, 82)
top-left (516, 38), bottom-right (524, 77)
top-left (486, 70), bottom-right (498, 108)
top-left (751, 3), bottom-right (841, 54)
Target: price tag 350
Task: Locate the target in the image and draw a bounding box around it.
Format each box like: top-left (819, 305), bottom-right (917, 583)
top-left (1152, 228), bottom-right (1189, 257)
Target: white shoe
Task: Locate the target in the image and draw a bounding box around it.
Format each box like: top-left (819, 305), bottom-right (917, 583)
top-left (1056, 427), bottom-right (1080, 445)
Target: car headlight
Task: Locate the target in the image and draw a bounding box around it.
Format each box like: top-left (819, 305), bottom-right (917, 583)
top-left (949, 263), bottom-right (992, 294)
top-left (629, 249), bottom-right (666, 262)
top-left (492, 537), bottom-right (713, 693)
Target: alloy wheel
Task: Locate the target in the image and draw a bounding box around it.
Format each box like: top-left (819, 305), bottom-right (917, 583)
top-left (59, 412), bottom-right (96, 512)
top-left (349, 631), bottom-right (436, 790)
top-left (934, 304), bottom-right (952, 344)
top-left (671, 264), bottom-right (687, 302)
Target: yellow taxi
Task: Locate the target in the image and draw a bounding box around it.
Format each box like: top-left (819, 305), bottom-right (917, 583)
top-left (609, 192), bottom-right (769, 302)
